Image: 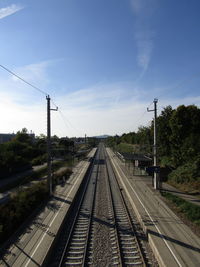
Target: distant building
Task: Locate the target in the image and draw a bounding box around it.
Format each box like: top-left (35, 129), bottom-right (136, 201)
top-left (72, 137), bottom-right (85, 144)
top-left (0, 133), bottom-right (35, 144)
top-left (0, 133), bottom-right (15, 144)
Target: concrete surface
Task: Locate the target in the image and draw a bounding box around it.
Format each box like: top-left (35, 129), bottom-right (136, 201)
top-left (0, 149), bottom-right (96, 267)
top-left (107, 148), bottom-right (200, 267)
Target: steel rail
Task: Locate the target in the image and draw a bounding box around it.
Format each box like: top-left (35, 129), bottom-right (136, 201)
top-left (82, 154), bottom-right (99, 265)
top-left (58, 148), bottom-right (100, 267)
top-left (104, 148), bottom-right (146, 267)
top-left (103, 149), bottom-right (123, 266)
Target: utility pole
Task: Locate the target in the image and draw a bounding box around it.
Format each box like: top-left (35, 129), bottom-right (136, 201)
top-left (46, 95), bottom-right (58, 196)
top-left (147, 98), bottom-right (159, 189)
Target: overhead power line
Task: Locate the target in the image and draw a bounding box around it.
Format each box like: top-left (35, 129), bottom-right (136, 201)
top-left (133, 100), bottom-right (154, 127)
top-left (58, 109), bottom-right (84, 136)
top-left (0, 64), bottom-right (48, 96)
top-left (51, 99), bottom-right (59, 110)
top-left (0, 63), bottom-right (84, 137)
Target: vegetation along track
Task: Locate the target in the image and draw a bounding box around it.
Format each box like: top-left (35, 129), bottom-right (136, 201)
top-left (50, 144), bottom-right (157, 266)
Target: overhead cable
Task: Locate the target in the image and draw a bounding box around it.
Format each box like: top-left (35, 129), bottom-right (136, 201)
top-left (0, 64), bottom-right (48, 96)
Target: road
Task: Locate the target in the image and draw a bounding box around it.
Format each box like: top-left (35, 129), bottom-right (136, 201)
top-left (0, 158), bottom-right (67, 189)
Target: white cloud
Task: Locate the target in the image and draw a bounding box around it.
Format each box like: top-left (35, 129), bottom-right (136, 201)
top-left (0, 61), bottom-right (53, 104)
top-left (32, 82), bottom-right (154, 137)
top-left (0, 77), bottom-right (200, 137)
top-left (11, 61), bottom-right (50, 90)
top-left (0, 61), bottom-right (52, 135)
top-left (0, 91), bottom-right (46, 135)
top-left (135, 34), bottom-right (154, 71)
top-left (63, 83), bottom-right (133, 110)
top-left (1, 61), bottom-right (200, 137)
top-left (51, 82), bottom-right (200, 137)
top-left (0, 4), bottom-right (24, 19)
top-left (130, 0), bottom-right (157, 72)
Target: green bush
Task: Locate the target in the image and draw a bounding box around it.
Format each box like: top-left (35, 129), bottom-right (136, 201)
top-left (31, 154), bottom-right (47, 166)
top-left (0, 182), bottom-right (48, 245)
top-left (168, 158), bottom-right (200, 184)
top-left (116, 143), bottom-right (134, 153)
top-left (53, 168), bottom-right (72, 185)
top-left (162, 192), bottom-right (200, 226)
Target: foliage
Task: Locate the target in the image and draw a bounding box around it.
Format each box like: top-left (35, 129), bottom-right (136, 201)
top-left (0, 129), bottom-right (42, 178)
top-left (135, 126), bottom-right (153, 151)
top-left (168, 158), bottom-right (200, 184)
top-left (162, 192), bottom-right (200, 226)
top-left (14, 128), bottom-right (33, 144)
top-left (106, 104), bottom-right (200, 187)
top-left (0, 130), bottom-right (76, 179)
top-left (115, 143), bottom-right (134, 153)
top-left (53, 168), bottom-right (73, 185)
top-left (0, 159), bottom-right (73, 193)
top-left (169, 105), bottom-right (200, 167)
top-left (120, 132), bottom-right (136, 144)
top-left (31, 154), bottom-right (47, 166)
top-left (157, 105), bottom-right (174, 158)
top-left (0, 182), bottom-right (48, 244)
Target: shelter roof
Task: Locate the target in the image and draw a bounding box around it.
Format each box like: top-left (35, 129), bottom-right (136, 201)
top-left (120, 152), bottom-right (152, 162)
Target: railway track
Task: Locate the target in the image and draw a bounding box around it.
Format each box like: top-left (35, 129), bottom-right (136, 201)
top-left (55, 148), bottom-right (100, 267)
top-left (51, 144), bottom-right (156, 267)
top-left (105, 150), bottom-right (145, 266)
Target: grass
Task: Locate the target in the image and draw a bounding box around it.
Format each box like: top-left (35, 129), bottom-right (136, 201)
top-left (0, 159), bottom-right (74, 193)
top-left (115, 143), bottom-right (134, 153)
top-left (0, 156), bottom-right (78, 246)
top-left (0, 162), bottom-right (74, 246)
top-left (167, 180), bottom-right (200, 195)
top-left (0, 182), bottom-right (49, 245)
top-left (161, 191), bottom-right (200, 226)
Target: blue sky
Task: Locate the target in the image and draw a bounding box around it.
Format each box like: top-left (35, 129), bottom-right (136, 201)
top-left (0, 0), bottom-right (200, 137)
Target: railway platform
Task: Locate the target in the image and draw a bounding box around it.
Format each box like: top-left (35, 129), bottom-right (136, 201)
top-left (0, 148), bottom-right (96, 267)
top-left (107, 148), bottom-right (200, 267)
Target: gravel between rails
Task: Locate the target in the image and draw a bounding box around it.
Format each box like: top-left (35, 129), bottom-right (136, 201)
top-left (87, 159), bottom-right (114, 266)
top-left (50, 145), bottom-right (159, 267)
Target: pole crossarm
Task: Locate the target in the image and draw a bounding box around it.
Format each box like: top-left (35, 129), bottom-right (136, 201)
top-left (147, 108), bottom-right (154, 112)
top-left (147, 98), bottom-right (158, 113)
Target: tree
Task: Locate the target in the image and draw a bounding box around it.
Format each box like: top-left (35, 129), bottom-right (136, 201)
top-left (157, 106), bottom-right (174, 161)
top-left (135, 126), bottom-right (153, 153)
top-left (121, 132), bottom-right (136, 144)
top-left (14, 128), bottom-right (33, 144)
top-left (169, 105), bottom-right (200, 166)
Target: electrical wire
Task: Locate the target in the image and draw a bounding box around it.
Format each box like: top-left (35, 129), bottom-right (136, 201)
top-left (0, 64), bottom-right (85, 137)
top-left (136, 100), bottom-right (154, 123)
top-left (57, 110), bottom-right (77, 137)
top-left (58, 109), bottom-right (85, 137)
top-left (0, 64), bottom-right (48, 96)
top-left (51, 99), bottom-right (59, 110)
